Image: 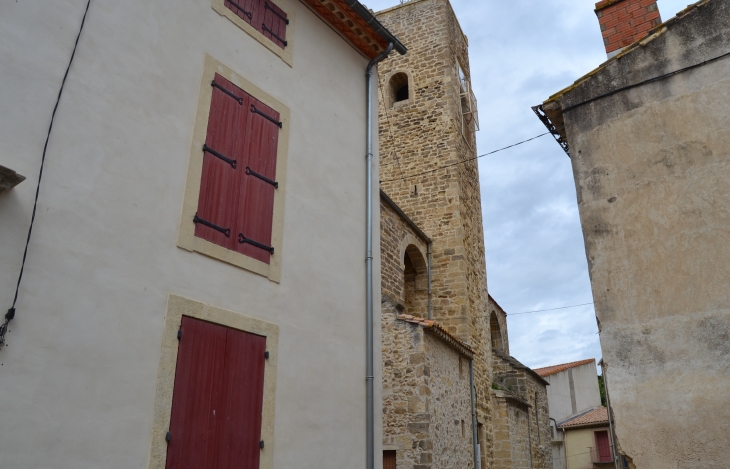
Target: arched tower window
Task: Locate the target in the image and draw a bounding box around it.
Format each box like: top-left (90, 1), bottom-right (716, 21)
top-left (490, 312), bottom-right (503, 351)
top-left (388, 72), bottom-right (410, 108)
top-left (402, 244), bottom-right (428, 317)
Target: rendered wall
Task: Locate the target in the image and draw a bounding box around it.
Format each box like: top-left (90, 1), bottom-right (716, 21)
top-left (0, 0), bottom-right (380, 468)
top-left (545, 1), bottom-right (730, 467)
top-left (544, 363), bottom-right (601, 422)
top-left (564, 426), bottom-right (609, 469)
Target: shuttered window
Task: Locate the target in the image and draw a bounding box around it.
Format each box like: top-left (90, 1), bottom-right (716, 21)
top-left (595, 430), bottom-right (612, 462)
top-left (166, 316), bottom-right (267, 469)
top-left (195, 73), bottom-right (280, 265)
top-left (383, 450), bottom-right (397, 469)
top-left (224, 0), bottom-right (289, 49)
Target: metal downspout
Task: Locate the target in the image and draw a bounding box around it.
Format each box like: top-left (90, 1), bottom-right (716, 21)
top-left (427, 242), bottom-right (432, 320)
top-left (366, 42), bottom-right (393, 469)
top-left (469, 359), bottom-right (479, 469)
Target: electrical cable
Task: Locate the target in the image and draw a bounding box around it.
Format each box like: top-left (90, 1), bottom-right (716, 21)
top-left (1, 0), bottom-right (92, 348)
top-left (508, 302), bottom-right (594, 316)
top-left (380, 132), bottom-right (549, 183)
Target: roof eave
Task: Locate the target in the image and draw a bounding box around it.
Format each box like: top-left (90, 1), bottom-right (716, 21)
top-left (343, 0), bottom-right (408, 55)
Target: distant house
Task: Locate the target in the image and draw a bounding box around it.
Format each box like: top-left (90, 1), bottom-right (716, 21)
top-left (535, 359), bottom-right (603, 469)
top-left (558, 407), bottom-right (619, 469)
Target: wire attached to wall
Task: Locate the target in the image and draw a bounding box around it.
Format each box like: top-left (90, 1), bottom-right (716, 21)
top-left (1, 0), bottom-right (92, 349)
top-left (380, 132), bottom-right (549, 183)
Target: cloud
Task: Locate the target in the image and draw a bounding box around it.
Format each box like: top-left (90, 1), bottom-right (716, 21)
top-left (368, 0), bottom-right (691, 370)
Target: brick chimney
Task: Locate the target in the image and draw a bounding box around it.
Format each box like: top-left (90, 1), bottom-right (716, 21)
top-left (595, 0), bottom-right (662, 57)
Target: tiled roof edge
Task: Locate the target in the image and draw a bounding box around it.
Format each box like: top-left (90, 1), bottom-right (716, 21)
top-left (397, 314), bottom-right (473, 359)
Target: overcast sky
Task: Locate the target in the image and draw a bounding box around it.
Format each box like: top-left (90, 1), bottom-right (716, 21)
top-left (368, 0), bottom-right (690, 370)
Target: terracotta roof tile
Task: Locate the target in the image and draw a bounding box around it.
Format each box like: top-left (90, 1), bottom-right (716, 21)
top-left (533, 358), bottom-right (596, 377)
top-left (559, 407), bottom-right (609, 428)
top-left (397, 315), bottom-right (473, 358)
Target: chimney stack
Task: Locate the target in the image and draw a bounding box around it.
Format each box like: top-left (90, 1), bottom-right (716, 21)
top-left (595, 0), bottom-right (662, 58)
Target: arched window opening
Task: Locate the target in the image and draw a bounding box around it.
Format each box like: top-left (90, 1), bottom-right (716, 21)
top-left (388, 72), bottom-right (410, 107)
top-left (402, 244), bottom-right (428, 317)
top-left (490, 312), bottom-right (503, 350)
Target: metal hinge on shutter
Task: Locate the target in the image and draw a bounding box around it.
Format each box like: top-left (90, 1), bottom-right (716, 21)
top-left (260, 440), bottom-right (265, 449)
top-left (165, 432), bottom-right (172, 442)
top-left (203, 144), bottom-right (237, 169)
top-left (228, 0), bottom-right (253, 19)
top-left (194, 214), bottom-right (232, 238)
top-left (245, 167), bottom-right (278, 188)
top-left (177, 328), bottom-right (182, 340)
top-left (264, 351), bottom-right (270, 359)
top-left (238, 233), bottom-right (274, 254)
top-left (261, 24), bottom-right (288, 46)
top-left (265, 3), bottom-right (289, 24)
top-left (211, 80), bottom-right (244, 105)
top-left (250, 105), bottom-right (283, 128)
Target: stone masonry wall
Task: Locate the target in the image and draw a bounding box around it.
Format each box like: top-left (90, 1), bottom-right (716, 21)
top-left (491, 349), bottom-right (552, 469)
top-left (381, 295), bottom-right (473, 469)
top-left (376, 0), bottom-right (493, 465)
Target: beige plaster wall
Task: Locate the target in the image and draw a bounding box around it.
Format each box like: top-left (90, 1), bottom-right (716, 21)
top-left (564, 426), bottom-right (608, 469)
top-left (0, 0), bottom-right (383, 468)
top-left (544, 363), bottom-right (601, 422)
top-left (549, 1), bottom-right (730, 467)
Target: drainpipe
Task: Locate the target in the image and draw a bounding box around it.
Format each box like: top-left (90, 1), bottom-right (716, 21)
top-left (427, 242), bottom-right (432, 319)
top-left (550, 417), bottom-right (566, 469)
top-left (366, 42), bottom-right (393, 469)
top-left (469, 359), bottom-right (479, 469)
top-left (600, 360), bottom-right (620, 469)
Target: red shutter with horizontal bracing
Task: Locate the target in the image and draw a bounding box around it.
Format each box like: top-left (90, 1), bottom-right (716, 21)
top-left (165, 317), bottom-right (227, 469)
top-left (235, 96), bottom-right (279, 264)
top-left (217, 329), bottom-right (267, 469)
top-left (596, 430), bottom-right (612, 462)
top-left (196, 74), bottom-right (249, 251)
top-left (225, 0), bottom-right (260, 29)
top-left (261, 0), bottom-right (288, 49)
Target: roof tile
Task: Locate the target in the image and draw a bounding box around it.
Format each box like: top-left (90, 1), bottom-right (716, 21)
top-left (533, 358), bottom-right (596, 377)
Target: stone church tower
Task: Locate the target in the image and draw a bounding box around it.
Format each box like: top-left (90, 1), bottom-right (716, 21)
top-left (375, 0), bottom-right (493, 464)
top-left (376, 1), bottom-right (552, 469)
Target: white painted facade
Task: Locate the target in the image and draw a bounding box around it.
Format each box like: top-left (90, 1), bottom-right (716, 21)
top-left (0, 1), bottom-right (385, 468)
top-left (543, 362), bottom-right (602, 422)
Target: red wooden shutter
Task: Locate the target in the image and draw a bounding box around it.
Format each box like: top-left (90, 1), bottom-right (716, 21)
top-left (225, 0), bottom-right (260, 28)
top-left (167, 317), bottom-right (267, 469)
top-left (261, 0), bottom-right (288, 49)
top-left (234, 96), bottom-right (279, 264)
top-left (596, 430), bottom-right (611, 461)
top-left (383, 450), bottom-right (397, 469)
top-left (195, 74), bottom-right (249, 251)
top-left (217, 328), bottom-right (267, 468)
top-left (166, 317), bottom-right (227, 469)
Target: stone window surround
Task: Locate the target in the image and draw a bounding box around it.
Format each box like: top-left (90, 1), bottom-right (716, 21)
top-left (383, 69), bottom-right (414, 109)
top-left (177, 54), bottom-right (290, 282)
top-left (211, 0), bottom-right (296, 67)
top-left (146, 294), bottom-right (279, 469)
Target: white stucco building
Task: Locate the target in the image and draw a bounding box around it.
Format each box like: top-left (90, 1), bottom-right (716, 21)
top-left (0, 0), bottom-right (405, 467)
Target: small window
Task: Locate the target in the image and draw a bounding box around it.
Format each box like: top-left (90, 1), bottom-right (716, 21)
top-left (388, 72), bottom-right (410, 107)
top-left (212, 0), bottom-right (294, 66)
top-left (195, 73), bottom-right (281, 265)
top-left (224, 0), bottom-right (289, 49)
top-left (178, 55), bottom-right (289, 282)
top-left (383, 450), bottom-right (397, 469)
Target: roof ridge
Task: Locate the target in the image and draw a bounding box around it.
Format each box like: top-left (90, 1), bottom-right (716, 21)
top-left (534, 358), bottom-right (596, 377)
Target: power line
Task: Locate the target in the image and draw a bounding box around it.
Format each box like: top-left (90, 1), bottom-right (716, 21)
top-left (507, 302), bottom-right (594, 316)
top-left (380, 132), bottom-right (549, 183)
